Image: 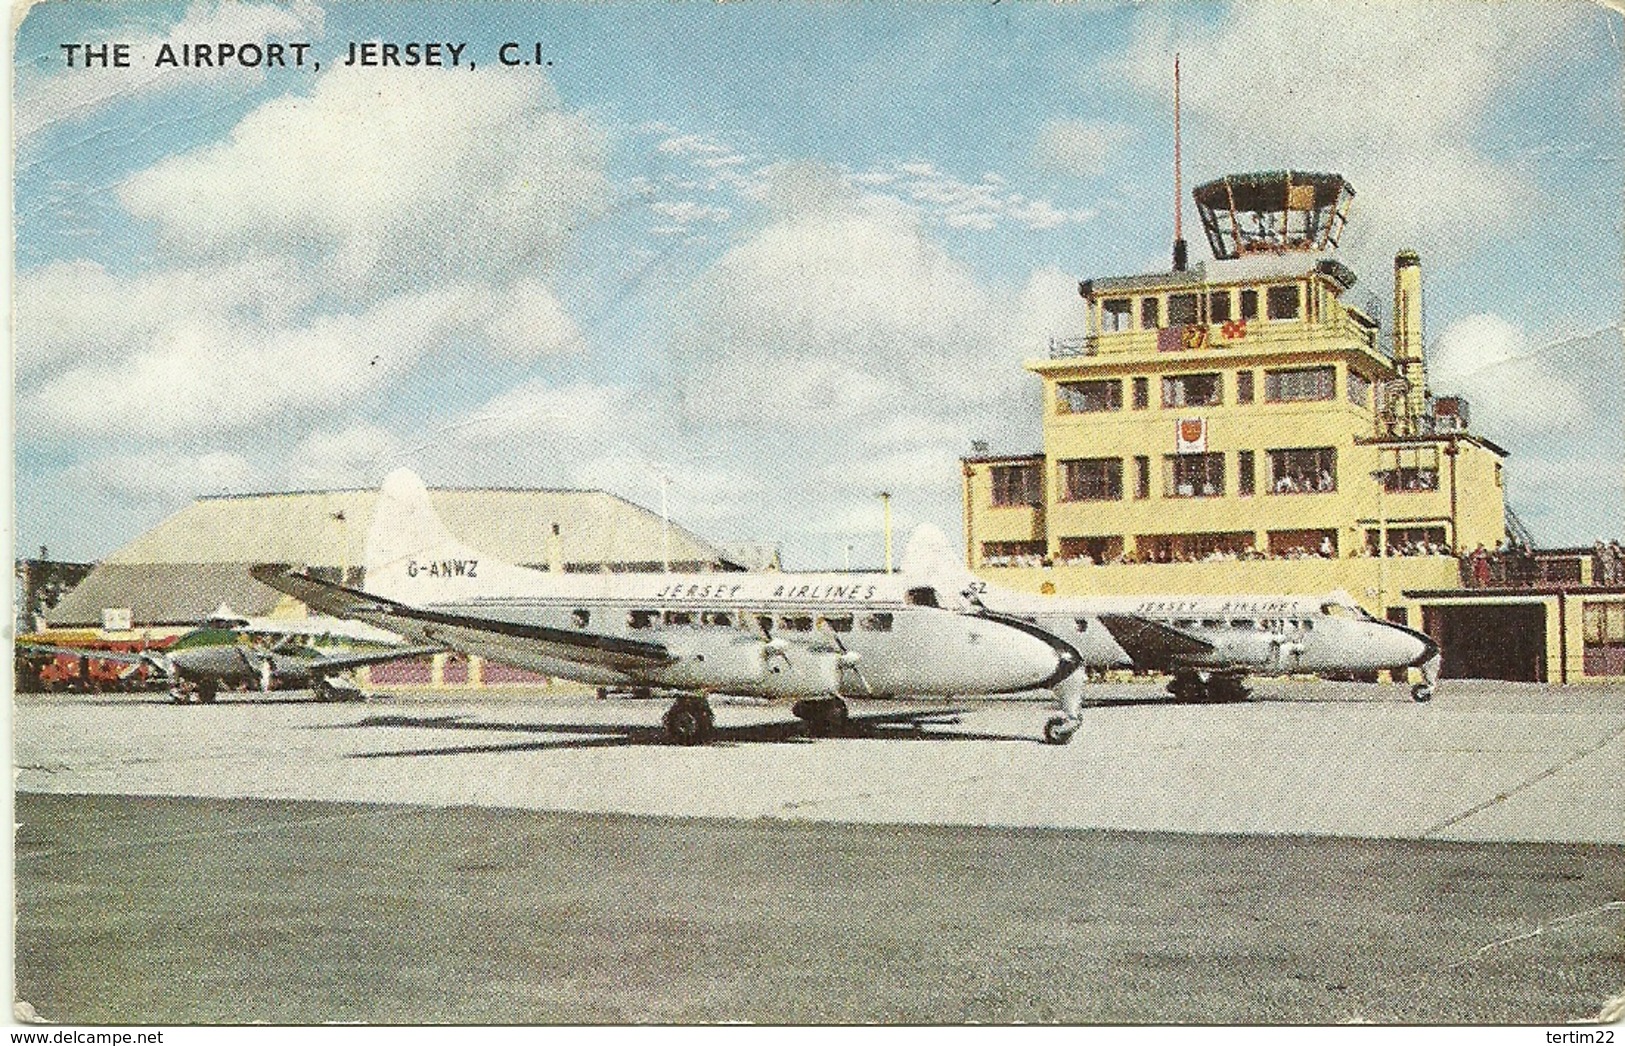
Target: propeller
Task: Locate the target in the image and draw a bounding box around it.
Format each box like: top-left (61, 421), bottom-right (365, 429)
top-left (755, 615), bottom-right (791, 666)
top-left (818, 620), bottom-right (873, 696)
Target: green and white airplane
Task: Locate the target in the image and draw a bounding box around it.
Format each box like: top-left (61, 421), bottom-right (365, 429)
top-left (18, 615), bottom-right (439, 704)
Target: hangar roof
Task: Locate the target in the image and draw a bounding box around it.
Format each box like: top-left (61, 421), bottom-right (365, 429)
top-left (46, 487), bottom-right (732, 628)
top-left (102, 487), bottom-right (724, 569)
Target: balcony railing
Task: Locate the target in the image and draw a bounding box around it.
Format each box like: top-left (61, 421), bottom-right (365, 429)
top-left (1048, 316), bottom-right (1382, 359)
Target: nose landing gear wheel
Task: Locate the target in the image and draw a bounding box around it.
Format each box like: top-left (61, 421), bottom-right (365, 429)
top-left (1043, 715), bottom-right (1078, 745)
top-left (1411, 684), bottom-right (1434, 703)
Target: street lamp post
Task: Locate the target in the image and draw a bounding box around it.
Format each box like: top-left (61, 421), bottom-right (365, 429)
top-left (878, 491), bottom-right (893, 574)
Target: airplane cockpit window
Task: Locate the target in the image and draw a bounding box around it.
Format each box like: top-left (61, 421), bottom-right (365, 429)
top-left (820, 615), bottom-right (854, 633)
top-left (702, 611), bottom-right (733, 627)
top-left (779, 615), bottom-right (814, 632)
top-left (663, 611), bottom-right (694, 627)
top-left (1320, 600), bottom-right (1370, 620)
top-left (628, 610), bottom-right (657, 630)
top-left (860, 612), bottom-right (894, 632)
top-left (571, 609), bottom-right (590, 628)
top-left (905, 586), bottom-right (940, 608)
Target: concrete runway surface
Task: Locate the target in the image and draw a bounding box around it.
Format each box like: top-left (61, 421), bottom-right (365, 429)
top-left (13, 679), bottom-right (1625, 1023)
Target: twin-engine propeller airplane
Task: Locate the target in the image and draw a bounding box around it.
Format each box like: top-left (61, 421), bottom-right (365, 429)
top-left (16, 615), bottom-right (439, 704)
top-left (252, 469), bottom-right (1081, 744)
top-left (900, 525), bottom-right (1443, 744)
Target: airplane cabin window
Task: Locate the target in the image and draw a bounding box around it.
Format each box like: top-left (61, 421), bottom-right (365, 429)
top-left (1074, 618), bottom-right (1089, 632)
top-left (1175, 619), bottom-right (1199, 629)
top-left (779, 615), bottom-right (814, 632)
top-left (821, 615), bottom-right (854, 633)
top-left (571, 609), bottom-right (590, 628)
top-left (663, 611), bottom-right (693, 627)
top-left (1201, 619), bottom-right (1223, 629)
top-left (756, 614), bottom-right (774, 634)
top-left (906, 586), bottom-right (941, 608)
top-left (628, 610), bottom-right (657, 630)
top-left (702, 611), bottom-right (733, 627)
top-left (860, 613), bottom-right (894, 632)
top-left (1229, 619), bottom-right (1252, 629)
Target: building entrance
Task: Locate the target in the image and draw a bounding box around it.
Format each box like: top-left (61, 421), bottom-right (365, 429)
top-left (1423, 604), bottom-right (1546, 682)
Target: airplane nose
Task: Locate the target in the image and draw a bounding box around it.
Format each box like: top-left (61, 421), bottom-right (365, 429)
top-left (979, 613), bottom-right (1082, 691)
top-left (1381, 621), bottom-right (1438, 669)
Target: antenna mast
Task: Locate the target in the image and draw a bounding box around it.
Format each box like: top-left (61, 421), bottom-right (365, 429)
top-left (1172, 53), bottom-right (1187, 271)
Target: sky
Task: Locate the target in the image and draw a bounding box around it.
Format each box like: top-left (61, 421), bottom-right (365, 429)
top-left (11, 0), bottom-right (1624, 567)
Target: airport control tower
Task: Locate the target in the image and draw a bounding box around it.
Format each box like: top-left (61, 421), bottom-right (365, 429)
top-left (962, 167), bottom-right (1510, 619)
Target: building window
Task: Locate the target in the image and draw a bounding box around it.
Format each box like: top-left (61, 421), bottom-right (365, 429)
top-left (1164, 453), bottom-right (1225, 498)
top-left (990, 464), bottom-right (1042, 507)
top-left (1209, 291), bottom-right (1232, 323)
top-left (1268, 447), bottom-right (1337, 493)
top-left (1134, 456), bottom-right (1150, 499)
top-left (1238, 450), bottom-right (1255, 496)
top-left (1268, 529), bottom-right (1337, 558)
top-left (1381, 447), bottom-right (1440, 492)
top-left (1161, 373), bottom-right (1222, 408)
top-left (1168, 293), bottom-right (1199, 325)
top-left (1058, 380), bottom-right (1122, 414)
top-left (1135, 531), bottom-right (1254, 563)
top-left (1368, 526), bottom-right (1448, 556)
top-left (1240, 289), bottom-right (1259, 320)
top-left (1266, 284), bottom-right (1301, 320)
top-left (981, 540), bottom-right (1045, 566)
top-left (1582, 602), bottom-right (1625, 677)
top-left (1236, 370), bottom-right (1255, 404)
top-left (1059, 536), bottom-right (1123, 565)
top-left (1265, 366), bottom-right (1335, 402)
top-left (1060, 458), bottom-right (1123, 502)
top-left (1102, 298), bottom-right (1133, 332)
top-left (1133, 376), bottom-right (1149, 409)
top-left (1141, 297), bottom-right (1161, 330)
top-left (1347, 368), bottom-right (1372, 408)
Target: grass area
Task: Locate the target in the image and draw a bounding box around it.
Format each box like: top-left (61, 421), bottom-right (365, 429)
top-left (15, 792), bottom-right (1623, 1025)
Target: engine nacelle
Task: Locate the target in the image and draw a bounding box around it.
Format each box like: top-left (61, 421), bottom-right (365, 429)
top-left (647, 635), bottom-right (770, 692)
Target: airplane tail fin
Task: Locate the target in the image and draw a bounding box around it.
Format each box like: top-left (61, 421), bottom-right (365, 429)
top-left (363, 468), bottom-right (527, 603)
top-left (900, 523), bottom-right (976, 587)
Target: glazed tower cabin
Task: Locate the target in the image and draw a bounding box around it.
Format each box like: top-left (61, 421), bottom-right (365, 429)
top-left (963, 171), bottom-right (1510, 619)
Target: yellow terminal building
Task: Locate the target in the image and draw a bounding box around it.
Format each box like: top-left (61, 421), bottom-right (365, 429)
top-left (962, 171), bottom-right (1624, 684)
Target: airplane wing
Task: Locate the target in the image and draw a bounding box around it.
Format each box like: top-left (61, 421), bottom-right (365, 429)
top-left (305, 645), bottom-right (446, 674)
top-left (251, 564), bottom-right (674, 671)
top-left (1095, 613), bottom-right (1215, 670)
top-left (14, 642), bottom-right (156, 667)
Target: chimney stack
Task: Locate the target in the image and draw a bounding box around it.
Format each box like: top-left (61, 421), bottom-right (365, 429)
top-left (1392, 250), bottom-right (1427, 431)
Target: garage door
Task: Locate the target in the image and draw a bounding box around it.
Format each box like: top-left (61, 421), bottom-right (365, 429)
top-left (1422, 603), bottom-right (1546, 682)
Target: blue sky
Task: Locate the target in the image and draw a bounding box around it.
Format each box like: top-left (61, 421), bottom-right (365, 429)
top-left (12, 0), bottom-right (1623, 565)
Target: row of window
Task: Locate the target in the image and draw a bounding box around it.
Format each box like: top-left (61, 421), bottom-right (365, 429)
top-left (1049, 448), bottom-right (1340, 502)
top-left (1056, 365), bottom-right (1370, 414)
top-left (1099, 285), bottom-right (1303, 333)
top-left (611, 609), bottom-right (895, 633)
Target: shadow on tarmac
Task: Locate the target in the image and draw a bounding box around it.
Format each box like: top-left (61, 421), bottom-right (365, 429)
top-left (333, 707), bottom-right (1039, 757)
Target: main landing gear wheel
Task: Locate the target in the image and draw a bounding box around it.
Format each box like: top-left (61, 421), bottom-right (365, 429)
top-left (662, 695), bottom-right (716, 745)
top-left (1411, 684), bottom-right (1434, 703)
top-left (792, 697), bottom-right (850, 737)
top-left (1043, 715), bottom-right (1079, 745)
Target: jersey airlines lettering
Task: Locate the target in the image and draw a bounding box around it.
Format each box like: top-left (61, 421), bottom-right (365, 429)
top-left (650, 581), bottom-right (881, 601)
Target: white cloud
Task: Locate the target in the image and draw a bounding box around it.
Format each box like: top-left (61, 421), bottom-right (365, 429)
top-left (118, 65), bottom-right (611, 296)
top-left (64, 450), bottom-right (262, 502)
top-left (15, 0), bottom-right (325, 144)
top-left (283, 425), bottom-right (404, 489)
top-left (19, 288), bottom-right (474, 441)
top-left (1430, 314), bottom-right (1586, 433)
top-left (1112, 1), bottom-right (1590, 263)
top-left (1034, 119), bottom-right (1134, 177)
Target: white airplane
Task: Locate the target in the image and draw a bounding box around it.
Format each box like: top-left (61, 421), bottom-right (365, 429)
top-left (252, 469), bottom-right (1080, 744)
top-left (900, 525), bottom-right (1442, 744)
